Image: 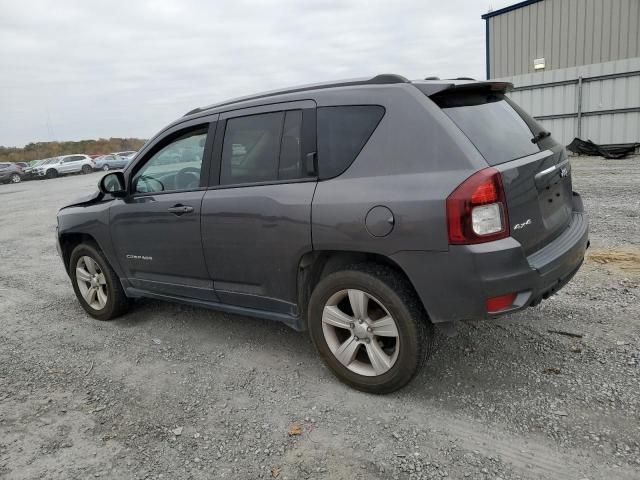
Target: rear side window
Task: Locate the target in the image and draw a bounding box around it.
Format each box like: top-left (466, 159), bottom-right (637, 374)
top-left (432, 91), bottom-right (540, 165)
top-left (317, 105), bottom-right (385, 179)
top-left (220, 110), bottom-right (304, 185)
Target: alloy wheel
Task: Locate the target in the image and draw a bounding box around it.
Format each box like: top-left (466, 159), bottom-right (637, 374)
top-left (11, 174), bottom-right (21, 183)
top-left (321, 289), bottom-right (400, 376)
top-left (76, 256), bottom-right (108, 310)
top-left (102, 165), bottom-right (109, 171)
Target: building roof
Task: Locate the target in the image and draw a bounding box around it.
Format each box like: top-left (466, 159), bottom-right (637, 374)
top-left (481, 0), bottom-right (543, 20)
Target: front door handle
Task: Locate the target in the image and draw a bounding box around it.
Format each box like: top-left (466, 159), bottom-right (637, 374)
top-left (167, 204), bottom-right (194, 216)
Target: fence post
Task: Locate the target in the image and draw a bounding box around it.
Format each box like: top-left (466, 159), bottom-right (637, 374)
top-left (576, 76), bottom-right (583, 139)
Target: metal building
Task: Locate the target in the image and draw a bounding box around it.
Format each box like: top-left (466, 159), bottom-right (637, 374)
top-left (482, 0), bottom-right (640, 148)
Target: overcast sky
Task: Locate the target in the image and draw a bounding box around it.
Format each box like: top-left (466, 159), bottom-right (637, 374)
top-left (0, 0), bottom-right (515, 147)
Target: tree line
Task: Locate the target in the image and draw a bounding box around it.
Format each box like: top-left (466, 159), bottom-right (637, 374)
top-left (0, 138), bottom-right (147, 162)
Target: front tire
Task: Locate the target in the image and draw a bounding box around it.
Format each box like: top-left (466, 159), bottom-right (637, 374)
top-left (308, 264), bottom-right (433, 394)
top-left (10, 173), bottom-right (21, 183)
top-left (46, 169), bottom-right (58, 179)
top-left (102, 165), bottom-right (110, 171)
top-left (69, 243), bottom-right (129, 320)
top-left (82, 164), bottom-right (93, 174)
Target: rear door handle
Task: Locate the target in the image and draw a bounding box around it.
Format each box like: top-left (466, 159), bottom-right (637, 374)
top-left (167, 204), bottom-right (194, 216)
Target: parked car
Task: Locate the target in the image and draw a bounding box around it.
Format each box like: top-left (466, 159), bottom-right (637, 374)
top-left (56, 74), bottom-right (589, 393)
top-left (26, 157), bottom-right (58, 178)
top-left (112, 151), bottom-right (137, 157)
top-left (34, 154), bottom-right (95, 178)
top-left (22, 158), bottom-right (50, 178)
top-left (94, 154), bottom-right (132, 171)
top-left (16, 162), bottom-right (29, 169)
top-left (0, 162), bottom-right (24, 183)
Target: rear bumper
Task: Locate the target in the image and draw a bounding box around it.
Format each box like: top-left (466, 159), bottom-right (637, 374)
top-left (392, 202), bottom-right (589, 323)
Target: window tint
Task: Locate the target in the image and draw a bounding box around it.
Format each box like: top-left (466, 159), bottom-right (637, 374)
top-left (432, 91), bottom-right (540, 165)
top-left (317, 105), bottom-right (385, 179)
top-left (133, 127), bottom-right (207, 194)
top-left (221, 112), bottom-right (283, 185)
top-left (278, 110), bottom-right (303, 180)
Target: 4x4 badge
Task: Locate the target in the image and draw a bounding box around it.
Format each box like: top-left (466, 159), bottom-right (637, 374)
top-left (513, 219), bottom-right (532, 230)
top-left (559, 167), bottom-right (569, 178)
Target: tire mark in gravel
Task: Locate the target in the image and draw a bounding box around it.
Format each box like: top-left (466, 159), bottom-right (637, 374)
top-left (406, 411), bottom-right (638, 480)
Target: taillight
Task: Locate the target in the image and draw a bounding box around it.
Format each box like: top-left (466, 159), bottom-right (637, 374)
top-left (447, 167), bottom-right (509, 244)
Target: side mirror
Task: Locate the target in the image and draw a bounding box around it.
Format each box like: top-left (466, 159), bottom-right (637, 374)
top-left (99, 171), bottom-right (127, 197)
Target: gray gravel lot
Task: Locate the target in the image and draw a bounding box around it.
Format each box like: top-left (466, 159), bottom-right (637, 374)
top-left (1, 156), bottom-right (639, 480)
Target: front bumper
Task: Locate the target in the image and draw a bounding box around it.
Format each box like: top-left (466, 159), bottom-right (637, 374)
top-left (393, 198), bottom-right (589, 323)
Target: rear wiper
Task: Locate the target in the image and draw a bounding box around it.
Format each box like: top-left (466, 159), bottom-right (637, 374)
top-left (531, 131), bottom-right (551, 143)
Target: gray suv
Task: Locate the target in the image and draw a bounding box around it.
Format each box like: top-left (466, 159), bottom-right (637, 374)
top-left (56, 74), bottom-right (589, 393)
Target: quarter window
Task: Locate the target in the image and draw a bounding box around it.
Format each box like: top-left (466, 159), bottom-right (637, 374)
top-left (220, 110), bottom-right (304, 185)
top-left (133, 127), bottom-right (208, 194)
top-left (317, 105), bottom-right (385, 179)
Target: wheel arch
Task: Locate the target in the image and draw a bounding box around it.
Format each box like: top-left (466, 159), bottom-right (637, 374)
top-left (59, 232), bottom-right (104, 274)
top-left (296, 250), bottom-right (429, 323)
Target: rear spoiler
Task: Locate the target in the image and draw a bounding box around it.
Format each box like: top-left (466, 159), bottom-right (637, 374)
top-left (414, 81), bottom-right (514, 97)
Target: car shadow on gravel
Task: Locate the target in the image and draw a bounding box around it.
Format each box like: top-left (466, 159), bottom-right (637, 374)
top-left (109, 297), bottom-right (316, 356)
top-left (108, 296), bottom-right (569, 402)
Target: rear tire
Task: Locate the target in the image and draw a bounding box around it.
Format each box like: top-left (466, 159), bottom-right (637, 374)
top-left (10, 173), bottom-right (21, 183)
top-left (308, 264), bottom-right (433, 394)
top-left (46, 169), bottom-right (58, 179)
top-left (81, 164), bottom-right (92, 174)
top-left (69, 243), bottom-right (129, 321)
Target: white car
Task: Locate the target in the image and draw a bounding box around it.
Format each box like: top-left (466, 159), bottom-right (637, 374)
top-left (34, 154), bottom-right (95, 179)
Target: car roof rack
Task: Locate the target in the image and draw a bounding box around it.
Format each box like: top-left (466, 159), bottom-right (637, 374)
top-left (424, 76), bottom-right (440, 80)
top-left (185, 74), bottom-right (410, 116)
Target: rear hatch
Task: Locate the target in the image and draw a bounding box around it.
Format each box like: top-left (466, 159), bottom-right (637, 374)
top-left (429, 85), bottom-right (573, 254)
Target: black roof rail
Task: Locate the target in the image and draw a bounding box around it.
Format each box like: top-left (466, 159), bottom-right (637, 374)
top-left (449, 77), bottom-right (476, 80)
top-left (424, 76), bottom-right (440, 80)
top-left (184, 74), bottom-right (409, 116)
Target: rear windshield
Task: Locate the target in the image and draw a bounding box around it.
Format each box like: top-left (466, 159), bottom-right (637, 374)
top-left (432, 91), bottom-right (541, 165)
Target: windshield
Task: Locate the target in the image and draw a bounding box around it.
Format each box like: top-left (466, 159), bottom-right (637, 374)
top-left (432, 91), bottom-right (544, 165)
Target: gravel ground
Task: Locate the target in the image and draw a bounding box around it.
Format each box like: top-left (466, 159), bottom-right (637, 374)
top-left (0, 156), bottom-right (639, 480)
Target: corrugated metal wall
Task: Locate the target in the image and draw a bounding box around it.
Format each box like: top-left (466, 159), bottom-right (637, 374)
top-left (496, 57), bottom-right (640, 146)
top-left (488, 0), bottom-right (640, 78)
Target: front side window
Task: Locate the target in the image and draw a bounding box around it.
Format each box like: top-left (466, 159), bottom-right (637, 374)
top-left (220, 110), bottom-right (304, 185)
top-left (133, 127), bottom-right (207, 194)
top-left (317, 105), bottom-right (385, 179)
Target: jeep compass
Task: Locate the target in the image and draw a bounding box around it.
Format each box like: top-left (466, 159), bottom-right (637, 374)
top-left (57, 74), bottom-right (589, 393)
